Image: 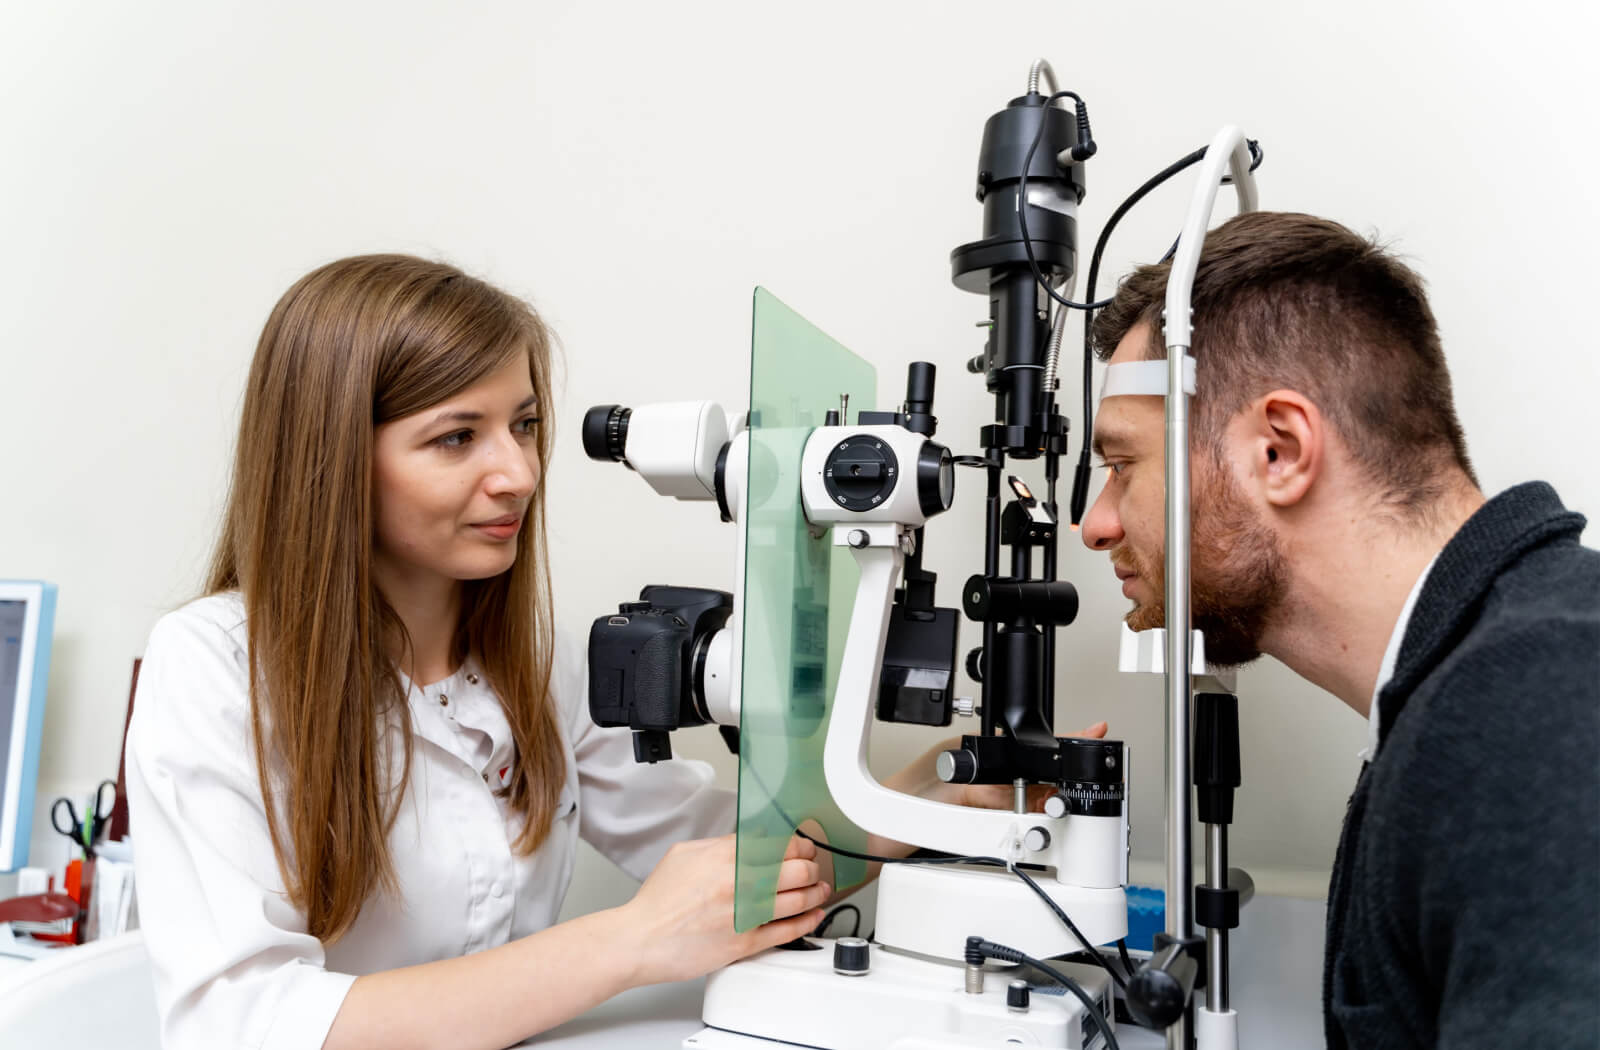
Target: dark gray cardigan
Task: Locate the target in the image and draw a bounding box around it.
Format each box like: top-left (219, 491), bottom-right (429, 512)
top-left (1323, 482), bottom-right (1600, 1048)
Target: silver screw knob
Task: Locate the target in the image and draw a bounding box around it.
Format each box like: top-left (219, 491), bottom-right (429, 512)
top-left (847, 528), bottom-right (870, 549)
top-left (954, 697), bottom-right (975, 717)
top-left (1023, 826), bottom-right (1051, 853)
top-left (1042, 794), bottom-right (1068, 819)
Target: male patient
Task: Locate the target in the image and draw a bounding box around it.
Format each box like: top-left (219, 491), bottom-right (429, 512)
top-left (1080, 212), bottom-right (1599, 1049)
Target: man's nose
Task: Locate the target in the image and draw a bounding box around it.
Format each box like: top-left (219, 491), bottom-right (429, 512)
top-left (1080, 485), bottom-right (1122, 551)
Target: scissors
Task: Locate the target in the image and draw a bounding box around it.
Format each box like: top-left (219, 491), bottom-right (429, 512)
top-left (50, 779), bottom-right (116, 857)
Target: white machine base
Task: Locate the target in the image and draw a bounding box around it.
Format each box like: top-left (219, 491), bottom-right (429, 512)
top-left (694, 937), bottom-right (1114, 1050)
top-left (875, 863), bottom-right (1126, 962)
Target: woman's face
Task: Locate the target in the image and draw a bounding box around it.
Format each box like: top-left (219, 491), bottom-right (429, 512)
top-left (371, 353), bottom-right (542, 595)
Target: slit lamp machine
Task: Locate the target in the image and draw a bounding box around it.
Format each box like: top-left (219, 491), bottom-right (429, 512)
top-left (581, 59), bottom-right (1261, 1050)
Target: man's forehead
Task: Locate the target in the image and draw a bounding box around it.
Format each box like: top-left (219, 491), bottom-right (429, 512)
top-left (1108, 322), bottom-right (1156, 366)
top-left (1091, 399), bottom-right (1152, 453)
top-left (1094, 323), bottom-right (1163, 452)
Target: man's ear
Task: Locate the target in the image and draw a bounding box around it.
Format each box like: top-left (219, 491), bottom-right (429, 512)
top-left (1246, 390), bottom-right (1323, 508)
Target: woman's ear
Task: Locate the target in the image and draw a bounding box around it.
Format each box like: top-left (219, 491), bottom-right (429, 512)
top-left (1248, 390), bottom-right (1324, 508)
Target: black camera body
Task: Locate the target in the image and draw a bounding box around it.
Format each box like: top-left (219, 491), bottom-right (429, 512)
top-left (588, 585), bottom-right (732, 763)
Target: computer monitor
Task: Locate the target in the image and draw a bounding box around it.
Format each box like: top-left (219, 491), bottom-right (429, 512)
top-left (0, 581), bottom-right (56, 873)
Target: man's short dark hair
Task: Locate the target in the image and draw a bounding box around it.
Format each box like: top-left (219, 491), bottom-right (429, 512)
top-left (1092, 211), bottom-right (1477, 511)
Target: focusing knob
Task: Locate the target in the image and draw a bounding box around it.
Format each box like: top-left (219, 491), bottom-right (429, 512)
top-left (1007, 979), bottom-right (1030, 1013)
top-left (965, 646), bottom-right (984, 683)
top-left (1023, 826), bottom-right (1051, 853)
top-left (823, 436), bottom-right (900, 512)
top-left (916, 440), bottom-right (956, 518)
top-left (833, 936), bottom-right (871, 976)
top-left (1042, 793), bottom-right (1068, 819)
top-left (935, 748), bottom-right (978, 784)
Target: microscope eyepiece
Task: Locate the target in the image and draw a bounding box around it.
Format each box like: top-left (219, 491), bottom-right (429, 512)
top-left (582, 404), bottom-right (631, 463)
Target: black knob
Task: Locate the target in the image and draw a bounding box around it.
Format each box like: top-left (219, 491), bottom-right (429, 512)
top-left (962, 576), bottom-right (1078, 626)
top-left (1126, 939), bottom-right (1200, 1030)
top-left (1006, 979), bottom-right (1030, 1012)
top-left (582, 404), bottom-right (631, 462)
top-left (833, 936), bottom-right (870, 976)
top-left (965, 646), bottom-right (984, 683)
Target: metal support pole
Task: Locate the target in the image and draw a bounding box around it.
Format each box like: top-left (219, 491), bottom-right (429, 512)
top-left (1164, 341), bottom-right (1194, 1050)
top-left (1205, 823), bottom-right (1229, 1012)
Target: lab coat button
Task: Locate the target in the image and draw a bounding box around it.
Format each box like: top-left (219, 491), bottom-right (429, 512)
top-left (490, 882), bottom-right (505, 899)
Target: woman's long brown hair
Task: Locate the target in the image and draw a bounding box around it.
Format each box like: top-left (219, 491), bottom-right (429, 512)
top-left (206, 254), bottom-right (564, 943)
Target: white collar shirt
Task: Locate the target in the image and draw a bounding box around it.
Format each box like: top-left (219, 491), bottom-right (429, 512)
top-left (1360, 554), bottom-right (1439, 762)
top-left (125, 593), bottom-right (735, 1050)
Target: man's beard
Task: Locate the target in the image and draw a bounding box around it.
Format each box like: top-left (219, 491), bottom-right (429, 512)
top-left (1112, 464), bottom-right (1286, 667)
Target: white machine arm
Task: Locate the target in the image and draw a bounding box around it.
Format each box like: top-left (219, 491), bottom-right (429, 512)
top-left (819, 524), bottom-right (1121, 887)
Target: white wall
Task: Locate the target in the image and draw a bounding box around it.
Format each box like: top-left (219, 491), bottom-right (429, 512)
top-left (3, 1), bottom-right (1595, 901)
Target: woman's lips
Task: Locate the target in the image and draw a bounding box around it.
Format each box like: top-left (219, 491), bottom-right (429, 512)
top-left (471, 515), bottom-right (521, 540)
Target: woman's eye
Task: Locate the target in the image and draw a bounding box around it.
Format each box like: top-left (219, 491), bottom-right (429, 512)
top-left (434, 429), bottom-right (473, 449)
top-left (514, 415), bottom-right (542, 436)
top-left (1096, 460), bottom-right (1127, 477)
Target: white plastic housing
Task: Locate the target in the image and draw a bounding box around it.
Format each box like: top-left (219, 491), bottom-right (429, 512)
top-left (800, 425), bottom-right (940, 528)
top-left (621, 401), bottom-right (729, 501)
top-left (875, 862), bottom-right (1126, 962)
top-left (699, 937), bottom-right (1113, 1050)
top-left (1195, 1005), bottom-right (1239, 1050)
top-left (700, 625), bottom-right (737, 726)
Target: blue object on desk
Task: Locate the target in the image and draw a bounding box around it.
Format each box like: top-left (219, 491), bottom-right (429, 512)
top-left (1125, 884), bottom-right (1165, 952)
top-left (0, 580), bottom-right (57, 873)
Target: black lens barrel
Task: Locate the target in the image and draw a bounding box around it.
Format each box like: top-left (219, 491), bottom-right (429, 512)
top-left (582, 404), bottom-right (631, 462)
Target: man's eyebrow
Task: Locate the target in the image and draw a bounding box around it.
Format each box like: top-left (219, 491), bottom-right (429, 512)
top-left (1091, 425), bottom-right (1134, 459)
top-left (426, 395), bottom-right (538, 427)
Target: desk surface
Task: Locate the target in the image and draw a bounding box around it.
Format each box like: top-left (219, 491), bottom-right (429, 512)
top-left (528, 894), bottom-right (1326, 1049)
top-left (2, 896), bottom-right (1326, 1048)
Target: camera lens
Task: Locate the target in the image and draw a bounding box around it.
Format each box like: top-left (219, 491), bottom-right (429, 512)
top-left (582, 404), bottom-right (631, 462)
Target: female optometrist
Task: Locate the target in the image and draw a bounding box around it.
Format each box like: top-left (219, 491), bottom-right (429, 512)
top-left (125, 255), bottom-right (1108, 1050)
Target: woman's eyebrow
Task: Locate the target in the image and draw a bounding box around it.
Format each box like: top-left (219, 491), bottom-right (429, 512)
top-left (426, 395), bottom-right (538, 428)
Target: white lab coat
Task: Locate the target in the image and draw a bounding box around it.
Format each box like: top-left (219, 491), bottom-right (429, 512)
top-left (124, 593), bottom-right (735, 1050)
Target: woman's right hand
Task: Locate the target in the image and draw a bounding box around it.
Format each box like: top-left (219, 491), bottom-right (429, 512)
top-left (619, 833), bottom-right (830, 987)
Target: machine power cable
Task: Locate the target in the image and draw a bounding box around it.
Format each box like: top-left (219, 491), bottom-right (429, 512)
top-left (787, 825), bottom-right (1129, 994)
top-left (968, 937), bottom-right (1122, 1050)
top-left (1062, 137), bottom-right (1264, 528)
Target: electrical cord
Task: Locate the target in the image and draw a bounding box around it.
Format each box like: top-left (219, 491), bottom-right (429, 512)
top-left (784, 824), bottom-right (1130, 995)
top-left (1010, 864), bottom-right (1127, 992)
top-left (969, 937), bottom-right (1121, 1050)
top-left (1065, 137), bottom-right (1264, 528)
top-left (1017, 91), bottom-right (1106, 312)
top-left (1117, 937), bottom-right (1136, 979)
top-left (813, 902), bottom-right (862, 939)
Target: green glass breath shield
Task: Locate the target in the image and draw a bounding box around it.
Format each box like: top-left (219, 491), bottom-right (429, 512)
top-left (732, 288), bottom-right (874, 932)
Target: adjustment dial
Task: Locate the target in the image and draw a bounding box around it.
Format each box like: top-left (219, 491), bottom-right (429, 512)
top-left (823, 435), bottom-right (900, 511)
